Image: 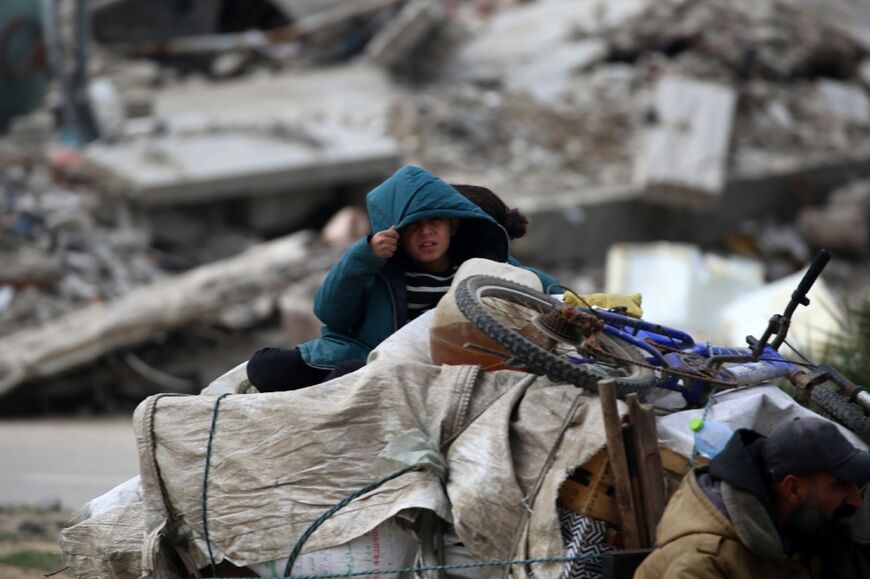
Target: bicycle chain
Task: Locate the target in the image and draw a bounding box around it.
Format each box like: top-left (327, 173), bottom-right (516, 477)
top-left (583, 335), bottom-right (739, 389)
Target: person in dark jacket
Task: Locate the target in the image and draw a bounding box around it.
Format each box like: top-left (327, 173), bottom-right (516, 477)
top-left (451, 183), bottom-right (560, 292)
top-left (635, 416), bottom-right (870, 579)
top-left (246, 166), bottom-right (557, 392)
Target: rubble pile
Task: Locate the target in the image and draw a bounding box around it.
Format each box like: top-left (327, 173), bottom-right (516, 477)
top-left (3, 0), bottom-right (870, 411)
top-left (0, 157), bottom-right (272, 340)
top-left (0, 162), bottom-right (157, 338)
top-left (395, 0), bottom-right (870, 199)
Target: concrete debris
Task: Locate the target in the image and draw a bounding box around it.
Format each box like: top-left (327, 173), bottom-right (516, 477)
top-left (0, 231), bottom-right (340, 398)
top-left (798, 205), bottom-right (869, 252)
top-left (86, 77), bottom-right (126, 141)
top-left (633, 76), bottom-right (737, 202)
top-left (365, 0), bottom-right (447, 69)
top-left (321, 206), bottom-right (371, 247)
top-left (859, 58), bottom-right (870, 88)
top-left (817, 80), bottom-right (870, 126)
top-left (504, 39), bottom-right (608, 104)
top-left (276, 271), bottom-right (327, 346)
top-left (273, 0), bottom-right (367, 20)
top-left (783, 0), bottom-right (870, 53)
top-left (4, 0), bottom-right (870, 411)
top-left (797, 178), bottom-right (870, 253)
top-left (83, 128), bottom-right (401, 206)
top-left (293, 0), bottom-right (404, 36)
top-left (7, 112), bottom-right (55, 153)
top-left (452, 0), bottom-right (647, 86)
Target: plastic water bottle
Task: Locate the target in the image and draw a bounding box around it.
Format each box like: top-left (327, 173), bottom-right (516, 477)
top-left (690, 418), bottom-right (733, 459)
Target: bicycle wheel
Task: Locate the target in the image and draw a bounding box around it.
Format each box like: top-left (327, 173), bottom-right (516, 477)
top-left (454, 275), bottom-right (657, 396)
top-left (811, 385), bottom-right (870, 446)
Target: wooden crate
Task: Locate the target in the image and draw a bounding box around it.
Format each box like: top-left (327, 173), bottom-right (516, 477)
top-left (659, 447), bottom-right (709, 499)
top-left (558, 449), bottom-right (620, 527)
top-left (560, 446), bottom-right (709, 525)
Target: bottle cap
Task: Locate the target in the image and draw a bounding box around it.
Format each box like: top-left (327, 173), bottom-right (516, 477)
top-left (689, 417), bottom-right (704, 432)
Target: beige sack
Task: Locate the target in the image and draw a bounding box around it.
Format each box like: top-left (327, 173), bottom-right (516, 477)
top-left (430, 258), bottom-right (544, 370)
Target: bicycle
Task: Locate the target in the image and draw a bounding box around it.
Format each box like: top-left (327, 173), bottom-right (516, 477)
top-left (454, 250), bottom-right (870, 443)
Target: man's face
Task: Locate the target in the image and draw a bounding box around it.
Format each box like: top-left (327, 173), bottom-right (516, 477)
top-left (400, 217), bottom-right (456, 272)
top-left (802, 472), bottom-right (863, 524)
top-left (782, 472), bottom-right (863, 557)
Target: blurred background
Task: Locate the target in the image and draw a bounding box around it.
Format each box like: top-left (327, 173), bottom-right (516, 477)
top-left (1, 0), bottom-right (870, 574)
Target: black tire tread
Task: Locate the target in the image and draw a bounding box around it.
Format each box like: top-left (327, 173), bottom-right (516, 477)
top-left (454, 275), bottom-right (657, 398)
top-left (811, 385), bottom-right (870, 446)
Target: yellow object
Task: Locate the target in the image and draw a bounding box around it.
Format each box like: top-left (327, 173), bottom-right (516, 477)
top-left (564, 291), bottom-right (643, 318)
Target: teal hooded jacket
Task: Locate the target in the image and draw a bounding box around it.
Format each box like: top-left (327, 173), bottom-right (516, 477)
top-left (297, 166), bottom-right (560, 368)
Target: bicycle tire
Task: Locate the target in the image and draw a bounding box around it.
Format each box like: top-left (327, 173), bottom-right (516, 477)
top-left (454, 275), bottom-right (657, 397)
top-left (811, 385), bottom-right (870, 446)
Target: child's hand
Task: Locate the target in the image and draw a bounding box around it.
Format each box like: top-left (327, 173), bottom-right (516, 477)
top-left (370, 225), bottom-right (399, 259)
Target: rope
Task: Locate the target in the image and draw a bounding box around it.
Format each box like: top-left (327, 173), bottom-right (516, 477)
top-left (502, 393), bottom-right (587, 579)
top-left (214, 553), bottom-right (601, 579)
top-left (283, 465), bottom-right (418, 577)
top-left (198, 370), bottom-right (562, 579)
top-left (686, 389), bottom-right (717, 473)
top-left (144, 393), bottom-right (187, 527)
top-left (203, 393), bottom-right (231, 577)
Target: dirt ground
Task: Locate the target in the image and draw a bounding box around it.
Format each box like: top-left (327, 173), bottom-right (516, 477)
top-left (0, 506), bottom-right (70, 578)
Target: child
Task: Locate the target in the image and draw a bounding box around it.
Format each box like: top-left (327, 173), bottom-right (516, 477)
top-left (451, 184), bottom-right (529, 240)
top-left (247, 166), bottom-right (556, 392)
top-left (452, 183), bottom-right (561, 292)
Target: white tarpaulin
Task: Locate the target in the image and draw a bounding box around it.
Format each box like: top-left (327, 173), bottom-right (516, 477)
top-left (127, 361), bottom-right (609, 577)
top-left (61, 261), bottom-right (614, 579)
top-left (657, 384), bottom-right (869, 457)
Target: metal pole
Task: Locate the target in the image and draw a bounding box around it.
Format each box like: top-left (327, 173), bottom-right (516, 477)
top-left (40, 0), bottom-right (82, 144)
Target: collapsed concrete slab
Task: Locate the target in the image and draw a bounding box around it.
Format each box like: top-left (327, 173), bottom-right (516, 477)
top-left (154, 62), bottom-right (395, 128)
top-left (0, 232), bottom-right (340, 398)
top-left (452, 0), bottom-right (647, 86)
top-left (365, 0), bottom-right (446, 69)
top-left (798, 205), bottom-right (869, 252)
top-left (633, 76), bottom-right (738, 205)
top-left (816, 80), bottom-right (870, 126)
top-left (784, 0), bottom-right (870, 53)
top-left (511, 149), bottom-right (870, 272)
top-left (505, 39), bottom-right (608, 105)
top-left (83, 63), bottom-right (403, 205)
top-left (84, 128), bottom-right (401, 206)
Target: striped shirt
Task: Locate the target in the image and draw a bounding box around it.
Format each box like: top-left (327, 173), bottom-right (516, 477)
top-left (404, 264), bottom-right (458, 320)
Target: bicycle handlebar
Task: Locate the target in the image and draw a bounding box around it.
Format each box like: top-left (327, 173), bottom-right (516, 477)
top-left (751, 249), bottom-right (832, 358)
top-left (793, 249), bottom-right (831, 303)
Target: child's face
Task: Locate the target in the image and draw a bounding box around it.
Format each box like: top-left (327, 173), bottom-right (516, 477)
top-left (400, 217), bottom-right (456, 272)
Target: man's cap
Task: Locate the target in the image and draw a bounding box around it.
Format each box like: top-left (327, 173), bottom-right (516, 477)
top-left (762, 416), bottom-right (870, 483)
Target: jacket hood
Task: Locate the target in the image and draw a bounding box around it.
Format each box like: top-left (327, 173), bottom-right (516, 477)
top-left (709, 428), bottom-right (775, 514)
top-left (656, 469), bottom-right (740, 547)
top-left (653, 471), bottom-right (800, 569)
top-left (366, 166), bottom-right (509, 262)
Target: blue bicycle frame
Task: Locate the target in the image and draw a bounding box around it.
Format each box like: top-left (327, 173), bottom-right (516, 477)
top-left (565, 308), bottom-right (803, 405)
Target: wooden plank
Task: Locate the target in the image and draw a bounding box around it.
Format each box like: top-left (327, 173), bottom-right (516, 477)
top-left (625, 425), bottom-right (650, 548)
top-left (583, 449), bottom-right (614, 483)
top-left (627, 394), bottom-right (666, 543)
top-left (558, 479), bottom-right (620, 527)
top-left (659, 446), bottom-right (709, 476)
top-left (565, 448), bottom-right (614, 501)
top-left (634, 75), bottom-right (737, 203)
top-left (598, 379), bottom-right (643, 549)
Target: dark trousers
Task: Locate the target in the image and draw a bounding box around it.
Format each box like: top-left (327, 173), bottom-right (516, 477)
top-left (246, 347), bottom-right (365, 392)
